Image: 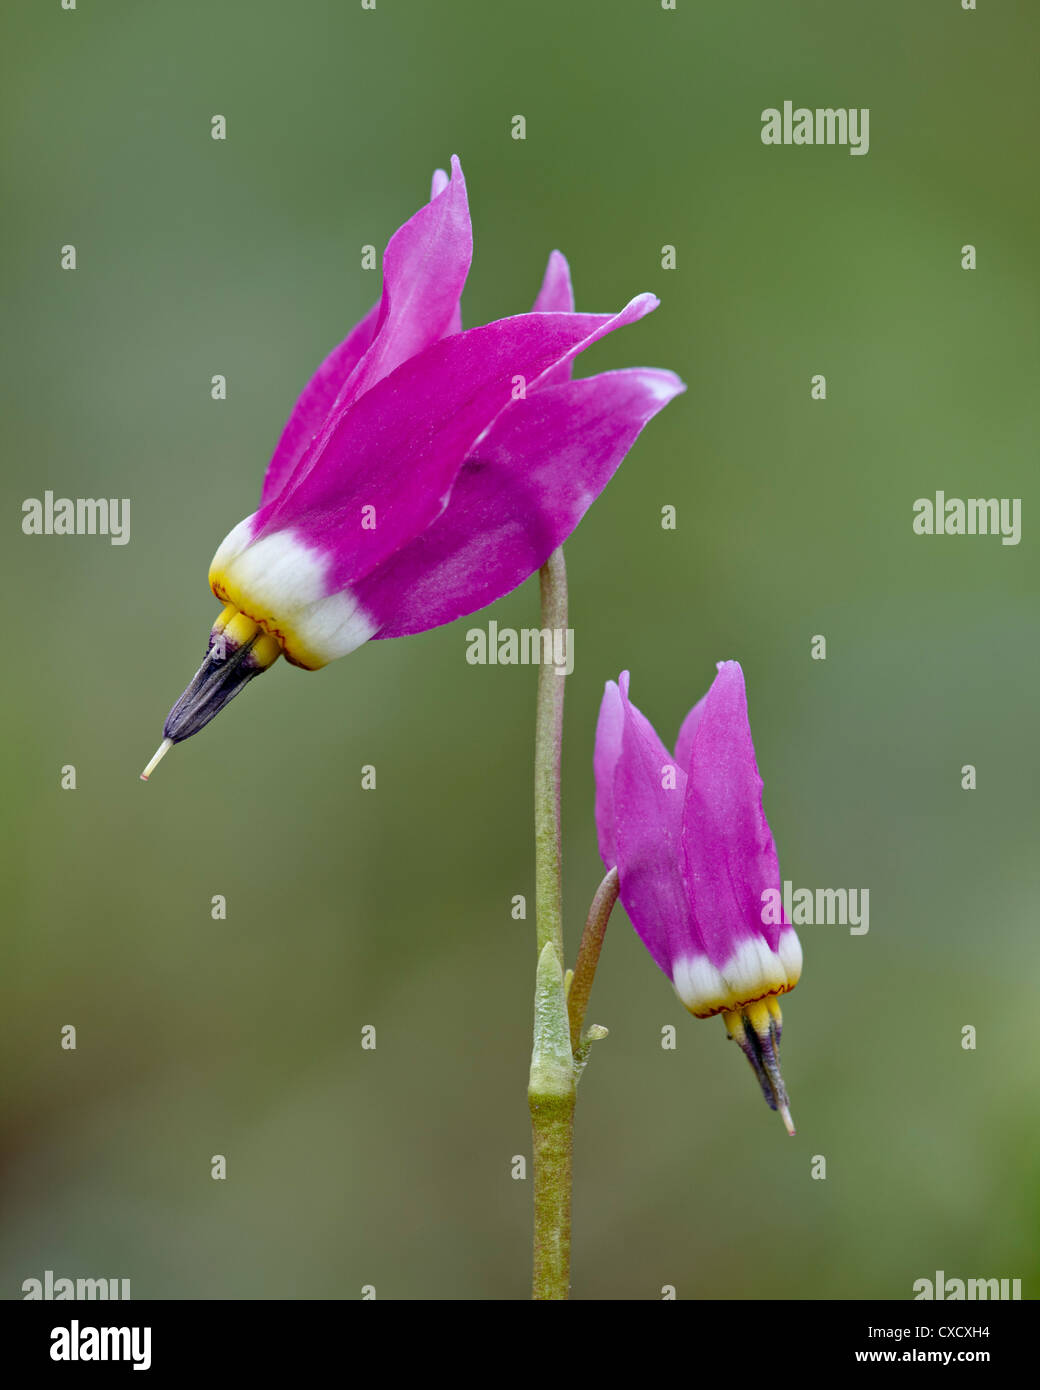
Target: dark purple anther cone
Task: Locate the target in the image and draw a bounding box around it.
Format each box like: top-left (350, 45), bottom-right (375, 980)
top-left (162, 633), bottom-right (270, 745)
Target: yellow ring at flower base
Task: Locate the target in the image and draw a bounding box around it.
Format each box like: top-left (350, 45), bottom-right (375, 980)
top-left (209, 519), bottom-right (378, 670)
top-left (210, 603), bottom-right (283, 670)
top-left (209, 573), bottom-right (321, 670)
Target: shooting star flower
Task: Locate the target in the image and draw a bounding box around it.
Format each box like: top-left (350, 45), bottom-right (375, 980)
top-left (142, 156), bottom-right (683, 778)
top-left (594, 662), bottom-right (802, 1133)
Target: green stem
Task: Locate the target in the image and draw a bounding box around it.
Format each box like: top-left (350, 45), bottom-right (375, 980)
top-left (567, 866), bottom-right (620, 1057)
top-left (533, 549), bottom-right (567, 964)
top-left (530, 1089), bottom-right (575, 1297)
top-left (529, 548), bottom-right (572, 1300)
top-left (529, 942), bottom-right (575, 1300)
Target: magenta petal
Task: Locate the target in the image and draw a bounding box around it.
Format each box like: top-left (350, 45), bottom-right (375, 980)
top-left (259, 158), bottom-right (469, 508)
top-left (533, 250), bottom-right (575, 313)
top-left (255, 305), bottom-right (654, 589)
top-left (612, 673), bottom-right (696, 975)
top-left (342, 154), bottom-right (471, 404)
top-left (674, 693), bottom-right (708, 772)
top-left (679, 662), bottom-right (785, 959)
top-left (594, 679), bottom-right (625, 868)
top-left (531, 250), bottom-right (577, 389)
top-left (430, 167), bottom-right (463, 335)
top-left (359, 367), bottom-right (684, 637)
top-left (260, 301), bottom-right (381, 507)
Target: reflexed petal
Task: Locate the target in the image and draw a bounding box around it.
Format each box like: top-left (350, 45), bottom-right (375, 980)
top-left (594, 679), bottom-right (625, 868)
top-left (341, 153), bottom-right (472, 403)
top-left (260, 156), bottom-right (471, 507)
top-left (260, 302), bottom-right (381, 507)
top-left (251, 298), bottom-right (662, 588)
top-left (679, 662), bottom-right (786, 959)
top-left (531, 250), bottom-right (576, 388)
top-left (532, 249), bottom-right (575, 313)
top-left (674, 693), bottom-right (707, 772)
top-left (430, 166), bottom-right (463, 335)
top-left (612, 673), bottom-right (696, 975)
top-left (359, 368), bottom-right (685, 637)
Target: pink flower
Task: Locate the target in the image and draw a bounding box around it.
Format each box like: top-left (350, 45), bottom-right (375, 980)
top-left (594, 663), bottom-right (802, 1132)
top-left (143, 156), bottom-right (683, 776)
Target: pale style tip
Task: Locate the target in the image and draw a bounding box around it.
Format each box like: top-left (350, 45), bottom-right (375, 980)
top-left (140, 738), bottom-right (174, 781)
top-left (780, 1103), bottom-right (796, 1137)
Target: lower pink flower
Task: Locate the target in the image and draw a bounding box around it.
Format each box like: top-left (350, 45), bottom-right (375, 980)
top-left (594, 662), bottom-right (802, 1132)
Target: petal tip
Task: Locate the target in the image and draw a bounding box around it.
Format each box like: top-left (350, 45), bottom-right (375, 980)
top-left (431, 156), bottom-right (465, 201)
top-left (640, 368), bottom-right (687, 404)
top-left (712, 658), bottom-right (747, 690)
top-left (631, 291), bottom-right (660, 317)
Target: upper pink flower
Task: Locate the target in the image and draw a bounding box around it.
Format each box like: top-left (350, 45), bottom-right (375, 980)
top-left (208, 155), bottom-right (685, 672)
top-left (145, 155), bottom-right (684, 770)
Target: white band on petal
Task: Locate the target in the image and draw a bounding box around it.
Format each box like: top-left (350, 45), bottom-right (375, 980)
top-left (210, 521), bottom-right (378, 668)
top-left (671, 928), bottom-right (802, 1019)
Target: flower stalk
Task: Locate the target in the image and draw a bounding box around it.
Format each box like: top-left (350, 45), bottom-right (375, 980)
top-left (567, 866), bottom-right (619, 1057)
top-left (533, 549), bottom-right (567, 964)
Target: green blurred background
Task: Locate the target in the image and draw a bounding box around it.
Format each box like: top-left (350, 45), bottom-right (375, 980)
top-left (3, 0), bottom-right (1037, 1300)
